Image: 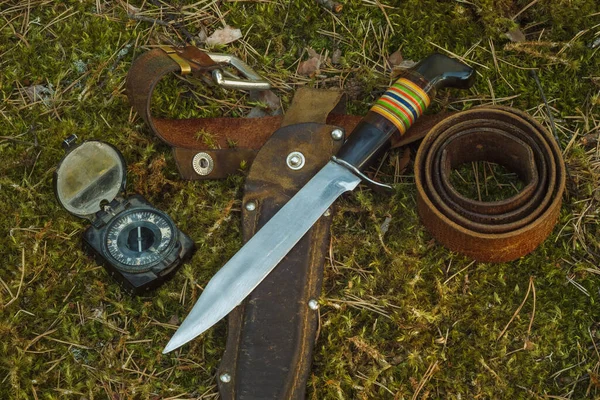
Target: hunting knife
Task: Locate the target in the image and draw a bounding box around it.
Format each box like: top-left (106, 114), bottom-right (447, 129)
top-left (164, 53), bottom-right (475, 353)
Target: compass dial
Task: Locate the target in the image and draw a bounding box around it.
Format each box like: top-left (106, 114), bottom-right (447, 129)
top-left (103, 209), bottom-right (176, 273)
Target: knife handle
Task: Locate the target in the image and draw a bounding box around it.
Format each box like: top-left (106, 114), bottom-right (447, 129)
top-left (336, 53), bottom-right (475, 171)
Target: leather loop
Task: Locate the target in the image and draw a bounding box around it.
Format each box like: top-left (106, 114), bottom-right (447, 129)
top-left (415, 106), bottom-right (566, 262)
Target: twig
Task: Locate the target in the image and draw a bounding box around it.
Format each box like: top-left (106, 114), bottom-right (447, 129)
top-left (147, 0), bottom-right (196, 43)
top-left (2, 248), bottom-right (26, 308)
top-left (497, 276), bottom-right (534, 341)
top-left (443, 261), bottom-right (475, 285)
top-left (128, 14), bottom-right (172, 28)
top-left (527, 277), bottom-right (536, 337)
top-left (411, 360), bottom-right (439, 400)
top-left (315, 0), bottom-right (343, 13)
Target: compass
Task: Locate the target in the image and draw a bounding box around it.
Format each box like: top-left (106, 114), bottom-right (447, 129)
top-left (54, 136), bottom-right (195, 294)
top-left (104, 209), bottom-right (176, 272)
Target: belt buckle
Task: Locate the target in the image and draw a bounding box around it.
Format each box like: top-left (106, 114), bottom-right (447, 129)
top-left (160, 46), bottom-right (271, 91)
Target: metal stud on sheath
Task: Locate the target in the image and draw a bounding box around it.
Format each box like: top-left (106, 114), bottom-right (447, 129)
top-left (331, 128), bottom-right (344, 141)
top-left (192, 152), bottom-right (214, 176)
top-left (286, 151), bottom-right (305, 170)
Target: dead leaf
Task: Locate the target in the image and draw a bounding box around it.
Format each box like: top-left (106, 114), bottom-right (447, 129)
top-left (331, 49), bottom-right (342, 64)
top-left (582, 132), bottom-right (599, 148)
top-left (247, 106), bottom-right (268, 118)
top-left (391, 60), bottom-right (417, 77)
top-left (380, 215), bottom-right (392, 237)
top-left (167, 315), bottom-right (180, 325)
top-left (505, 27), bottom-right (526, 42)
top-left (388, 48), bottom-right (403, 67)
top-left (397, 60), bottom-right (416, 69)
top-left (298, 57), bottom-right (321, 76)
top-left (197, 26), bottom-right (208, 43)
top-left (298, 48), bottom-right (323, 76)
top-left (206, 25), bottom-right (242, 46)
top-left (257, 90), bottom-right (281, 112)
top-left (523, 340), bottom-right (536, 350)
top-left (22, 84), bottom-right (54, 106)
top-left (307, 48), bottom-right (320, 59)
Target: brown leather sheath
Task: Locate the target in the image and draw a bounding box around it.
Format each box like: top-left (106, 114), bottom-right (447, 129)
top-left (214, 86), bottom-right (350, 398)
top-left (217, 122), bottom-right (343, 399)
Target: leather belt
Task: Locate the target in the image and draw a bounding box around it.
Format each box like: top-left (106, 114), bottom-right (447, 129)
top-left (125, 46), bottom-right (447, 180)
top-left (414, 106), bottom-right (566, 262)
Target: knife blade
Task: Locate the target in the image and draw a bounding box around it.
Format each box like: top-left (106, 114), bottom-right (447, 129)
top-left (164, 53), bottom-right (475, 353)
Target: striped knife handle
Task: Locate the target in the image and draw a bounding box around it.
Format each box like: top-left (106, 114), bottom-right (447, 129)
top-left (336, 53), bottom-right (475, 172)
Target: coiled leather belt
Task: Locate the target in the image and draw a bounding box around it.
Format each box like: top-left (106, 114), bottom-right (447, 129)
top-left (415, 106), bottom-right (566, 262)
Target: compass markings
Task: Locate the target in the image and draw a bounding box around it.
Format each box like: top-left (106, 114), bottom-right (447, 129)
top-left (104, 209), bottom-right (175, 270)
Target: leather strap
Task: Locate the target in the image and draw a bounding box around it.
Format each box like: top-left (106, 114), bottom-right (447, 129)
top-left (415, 106), bottom-right (566, 262)
top-left (125, 46), bottom-right (443, 180)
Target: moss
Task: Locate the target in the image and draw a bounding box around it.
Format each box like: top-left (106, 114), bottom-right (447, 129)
top-left (1, 0), bottom-right (600, 399)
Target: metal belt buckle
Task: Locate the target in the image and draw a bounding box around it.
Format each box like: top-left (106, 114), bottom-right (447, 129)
top-left (206, 53), bottom-right (271, 91)
top-left (160, 46), bottom-right (270, 91)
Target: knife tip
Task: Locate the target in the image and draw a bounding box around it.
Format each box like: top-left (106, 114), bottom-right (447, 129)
top-left (162, 340), bottom-right (179, 354)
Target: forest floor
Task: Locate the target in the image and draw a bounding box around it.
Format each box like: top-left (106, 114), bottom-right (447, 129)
top-left (1, 0), bottom-right (600, 399)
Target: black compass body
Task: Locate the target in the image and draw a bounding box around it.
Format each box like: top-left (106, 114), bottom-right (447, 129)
top-left (54, 138), bottom-right (194, 295)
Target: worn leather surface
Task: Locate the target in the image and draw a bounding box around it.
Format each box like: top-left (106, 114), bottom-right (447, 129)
top-left (414, 106), bottom-right (566, 262)
top-left (125, 46), bottom-right (445, 180)
top-left (217, 123), bottom-right (343, 399)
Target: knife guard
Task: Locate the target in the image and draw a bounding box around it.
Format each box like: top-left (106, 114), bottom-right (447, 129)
top-left (217, 122), bottom-right (343, 399)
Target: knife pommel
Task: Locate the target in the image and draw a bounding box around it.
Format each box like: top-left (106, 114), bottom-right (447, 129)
top-left (335, 53), bottom-right (475, 172)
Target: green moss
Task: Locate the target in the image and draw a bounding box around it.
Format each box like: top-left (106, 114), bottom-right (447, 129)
top-left (1, 0), bottom-right (600, 399)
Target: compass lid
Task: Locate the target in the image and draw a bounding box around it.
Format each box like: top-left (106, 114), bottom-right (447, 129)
top-left (54, 138), bottom-right (127, 219)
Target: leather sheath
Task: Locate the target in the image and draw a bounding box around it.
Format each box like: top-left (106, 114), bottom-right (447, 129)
top-left (125, 46), bottom-right (443, 180)
top-left (217, 122), bottom-right (342, 399)
top-left (414, 106), bottom-right (566, 262)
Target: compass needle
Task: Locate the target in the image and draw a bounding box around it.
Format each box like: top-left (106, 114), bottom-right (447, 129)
top-left (137, 226), bottom-right (143, 252)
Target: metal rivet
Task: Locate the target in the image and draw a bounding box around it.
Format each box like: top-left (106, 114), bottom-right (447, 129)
top-left (220, 373), bottom-right (231, 383)
top-left (308, 299), bottom-right (319, 310)
top-left (331, 128), bottom-right (344, 141)
top-left (192, 152), bottom-right (214, 176)
top-left (245, 201), bottom-right (256, 211)
top-left (286, 151), bottom-right (305, 170)
top-left (323, 209), bottom-right (331, 217)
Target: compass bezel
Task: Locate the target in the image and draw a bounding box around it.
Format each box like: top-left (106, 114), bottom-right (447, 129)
top-left (102, 207), bottom-right (178, 273)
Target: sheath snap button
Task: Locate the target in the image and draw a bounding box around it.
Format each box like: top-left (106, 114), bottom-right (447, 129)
top-left (286, 151), bottom-right (305, 170)
top-left (192, 152), bottom-right (214, 176)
